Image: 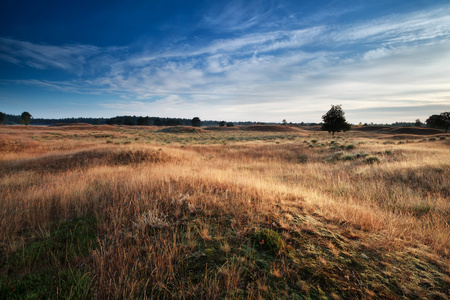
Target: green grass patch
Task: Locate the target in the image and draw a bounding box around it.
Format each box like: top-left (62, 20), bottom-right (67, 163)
top-left (251, 228), bottom-right (286, 255)
top-left (0, 216), bottom-right (98, 299)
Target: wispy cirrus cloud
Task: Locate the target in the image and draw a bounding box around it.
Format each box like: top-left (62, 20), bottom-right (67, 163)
top-left (0, 37), bottom-right (124, 75)
top-left (200, 0), bottom-right (280, 32)
top-left (329, 6), bottom-right (450, 45)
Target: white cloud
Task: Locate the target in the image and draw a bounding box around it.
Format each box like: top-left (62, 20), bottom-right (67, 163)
top-left (330, 6), bottom-right (450, 45)
top-left (0, 38), bottom-right (125, 76)
top-left (0, 38), bottom-right (99, 73)
top-left (200, 0), bottom-right (278, 32)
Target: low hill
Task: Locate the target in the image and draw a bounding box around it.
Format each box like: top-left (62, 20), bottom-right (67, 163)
top-left (353, 126), bottom-right (443, 135)
top-left (386, 127), bottom-right (443, 135)
top-left (352, 126), bottom-right (391, 132)
top-left (50, 123), bottom-right (117, 131)
top-left (157, 126), bottom-right (206, 133)
top-left (242, 125), bottom-right (306, 132)
top-left (204, 126), bottom-right (241, 131)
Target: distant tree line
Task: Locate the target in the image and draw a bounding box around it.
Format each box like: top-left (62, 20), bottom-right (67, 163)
top-left (0, 114), bottom-right (107, 125)
top-left (3, 109), bottom-right (447, 131)
top-left (0, 113), bottom-right (263, 127)
top-left (105, 116), bottom-right (217, 126)
top-left (0, 112), bottom-right (33, 125)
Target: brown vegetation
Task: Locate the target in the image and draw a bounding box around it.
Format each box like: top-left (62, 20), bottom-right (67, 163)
top-left (0, 125), bottom-right (449, 299)
top-left (242, 125), bottom-right (305, 132)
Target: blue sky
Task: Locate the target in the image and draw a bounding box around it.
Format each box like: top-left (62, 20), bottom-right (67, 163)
top-left (0, 0), bottom-right (449, 123)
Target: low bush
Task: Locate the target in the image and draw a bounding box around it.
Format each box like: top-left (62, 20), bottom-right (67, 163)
top-left (251, 228), bottom-right (285, 255)
top-left (365, 156), bottom-right (380, 164)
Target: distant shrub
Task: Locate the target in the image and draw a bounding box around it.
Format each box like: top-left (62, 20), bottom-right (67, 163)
top-left (346, 144), bottom-right (355, 150)
top-left (297, 155), bottom-right (308, 163)
top-left (328, 152), bottom-right (343, 162)
top-left (311, 139), bottom-right (318, 143)
top-left (355, 153), bottom-right (368, 158)
top-left (365, 156), bottom-right (380, 164)
top-left (342, 155), bottom-right (354, 161)
top-left (384, 150), bottom-right (393, 155)
top-left (429, 137), bottom-right (436, 141)
top-left (439, 136), bottom-right (446, 140)
top-left (106, 140), bottom-right (113, 144)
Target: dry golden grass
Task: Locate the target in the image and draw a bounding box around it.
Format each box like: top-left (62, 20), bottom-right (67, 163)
top-left (0, 125), bottom-right (449, 299)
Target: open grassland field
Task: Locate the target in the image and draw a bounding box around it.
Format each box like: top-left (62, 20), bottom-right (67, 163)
top-left (1, 124), bottom-right (449, 299)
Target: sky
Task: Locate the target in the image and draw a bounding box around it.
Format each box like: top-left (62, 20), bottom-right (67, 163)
top-left (0, 0), bottom-right (449, 124)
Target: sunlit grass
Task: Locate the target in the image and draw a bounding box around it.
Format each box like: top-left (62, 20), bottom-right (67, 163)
top-left (0, 125), bottom-right (449, 298)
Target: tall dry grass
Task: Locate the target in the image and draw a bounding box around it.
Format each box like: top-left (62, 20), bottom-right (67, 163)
top-left (1, 126), bottom-right (449, 298)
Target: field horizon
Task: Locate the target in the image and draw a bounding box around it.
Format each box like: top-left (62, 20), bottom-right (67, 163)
top-left (1, 124), bottom-right (449, 299)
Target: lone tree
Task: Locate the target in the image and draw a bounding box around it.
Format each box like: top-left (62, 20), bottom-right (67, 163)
top-left (191, 117), bottom-right (201, 127)
top-left (0, 112), bottom-right (6, 124)
top-left (19, 111), bottom-right (32, 125)
top-left (321, 105), bottom-right (351, 136)
top-left (426, 112), bottom-right (450, 132)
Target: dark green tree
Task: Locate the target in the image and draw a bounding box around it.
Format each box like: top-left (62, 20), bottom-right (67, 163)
top-left (415, 119), bottom-right (422, 127)
top-left (426, 112), bottom-right (450, 132)
top-left (321, 105), bottom-right (351, 136)
top-left (226, 122), bottom-right (234, 127)
top-left (219, 121), bottom-right (226, 127)
top-left (0, 112), bottom-right (6, 124)
top-left (19, 111), bottom-right (32, 125)
top-left (191, 117), bottom-right (201, 127)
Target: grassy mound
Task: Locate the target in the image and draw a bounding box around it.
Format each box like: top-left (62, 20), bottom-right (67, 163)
top-left (352, 126), bottom-right (391, 132)
top-left (242, 125), bottom-right (304, 132)
top-left (386, 127), bottom-right (444, 135)
top-left (205, 126), bottom-right (241, 131)
top-left (1, 147), bottom-right (170, 173)
top-left (50, 123), bottom-right (94, 127)
top-left (157, 126), bottom-right (206, 133)
top-left (354, 126), bottom-right (444, 135)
